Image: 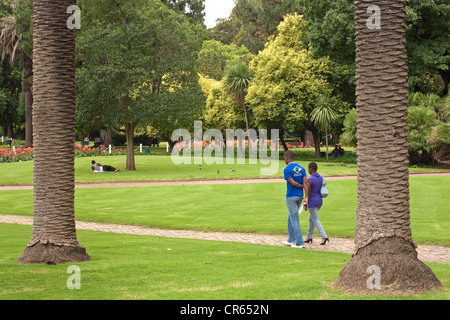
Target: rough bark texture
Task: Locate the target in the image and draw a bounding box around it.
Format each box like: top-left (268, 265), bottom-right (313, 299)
top-left (100, 130), bottom-right (112, 147)
top-left (22, 53), bottom-right (33, 148)
top-left (17, 0), bottom-right (89, 264)
top-left (336, 237), bottom-right (441, 294)
top-left (334, 0), bottom-right (441, 294)
top-left (125, 122), bottom-right (137, 171)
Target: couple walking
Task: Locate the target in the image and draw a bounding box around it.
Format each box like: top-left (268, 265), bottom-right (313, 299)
top-left (282, 150), bottom-right (329, 248)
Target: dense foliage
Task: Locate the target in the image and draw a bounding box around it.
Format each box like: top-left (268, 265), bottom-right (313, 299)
top-left (1, 0), bottom-right (448, 164)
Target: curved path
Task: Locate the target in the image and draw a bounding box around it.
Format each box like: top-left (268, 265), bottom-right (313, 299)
top-left (1, 172), bottom-right (449, 264)
top-left (1, 172), bottom-right (449, 190)
top-left (0, 214), bottom-right (448, 264)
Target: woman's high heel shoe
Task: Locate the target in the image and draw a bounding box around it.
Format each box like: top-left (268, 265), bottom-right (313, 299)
top-left (304, 238), bottom-right (313, 243)
top-left (320, 238), bottom-right (329, 245)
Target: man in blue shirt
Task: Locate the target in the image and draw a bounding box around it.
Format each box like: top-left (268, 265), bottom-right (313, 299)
top-left (282, 150), bottom-right (309, 248)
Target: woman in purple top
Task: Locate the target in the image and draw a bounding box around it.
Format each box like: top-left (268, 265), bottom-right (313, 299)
top-left (304, 162), bottom-right (329, 245)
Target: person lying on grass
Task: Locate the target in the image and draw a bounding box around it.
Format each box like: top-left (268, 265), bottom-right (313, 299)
top-left (91, 160), bottom-right (120, 172)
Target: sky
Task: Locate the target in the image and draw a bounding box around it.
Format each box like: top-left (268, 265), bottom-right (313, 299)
top-left (204, 0), bottom-right (235, 29)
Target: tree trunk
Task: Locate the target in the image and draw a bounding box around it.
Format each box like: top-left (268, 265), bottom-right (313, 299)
top-left (100, 129), bottom-right (112, 147)
top-left (325, 127), bottom-right (329, 161)
top-left (310, 127), bottom-right (321, 158)
top-left (434, 143), bottom-right (450, 162)
top-left (242, 102), bottom-right (249, 132)
top-left (18, 0), bottom-right (89, 264)
top-left (22, 53), bottom-right (33, 148)
top-left (125, 121), bottom-right (137, 171)
top-left (163, 132), bottom-right (175, 152)
top-left (439, 69), bottom-right (449, 96)
top-left (279, 129), bottom-right (288, 151)
top-left (334, 0), bottom-right (441, 294)
top-left (7, 126), bottom-right (13, 139)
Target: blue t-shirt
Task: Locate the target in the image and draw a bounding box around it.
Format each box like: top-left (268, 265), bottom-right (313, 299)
top-left (284, 162), bottom-right (307, 198)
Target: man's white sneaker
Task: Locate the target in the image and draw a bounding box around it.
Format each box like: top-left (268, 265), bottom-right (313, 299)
top-left (282, 241), bottom-right (294, 246)
top-left (291, 244), bottom-right (304, 248)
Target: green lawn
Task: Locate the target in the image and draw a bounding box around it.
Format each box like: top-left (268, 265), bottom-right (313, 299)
top-left (0, 224), bottom-right (448, 300)
top-left (0, 154), bottom-right (447, 185)
top-left (0, 176), bottom-right (448, 246)
top-left (1, 156), bottom-right (449, 301)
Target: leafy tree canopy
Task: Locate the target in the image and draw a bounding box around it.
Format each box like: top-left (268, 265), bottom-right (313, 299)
top-left (246, 14), bottom-right (333, 134)
top-left (406, 0), bottom-right (450, 95)
top-left (160, 0), bottom-right (206, 24)
top-left (76, 0), bottom-right (206, 168)
top-left (77, 0), bottom-right (204, 128)
top-left (197, 39), bottom-right (253, 81)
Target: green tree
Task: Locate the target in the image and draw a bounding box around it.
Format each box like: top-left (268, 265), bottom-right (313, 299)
top-left (211, 14), bottom-right (241, 44)
top-left (408, 105), bottom-right (437, 164)
top-left (407, 92), bottom-right (449, 164)
top-left (76, 0), bottom-right (204, 170)
top-left (197, 39), bottom-right (253, 81)
top-left (223, 61), bottom-right (254, 132)
top-left (0, 0), bottom-right (33, 146)
top-left (342, 92), bottom-right (450, 163)
top-left (0, 57), bottom-right (21, 138)
top-left (300, 0), bottom-right (356, 107)
top-left (246, 13), bottom-right (333, 154)
top-left (341, 109), bottom-right (357, 147)
top-left (406, 0), bottom-right (450, 95)
top-left (199, 75), bottom-right (244, 133)
top-left (232, 0), bottom-right (303, 54)
top-left (161, 0), bottom-right (205, 24)
top-left (311, 94), bottom-right (339, 160)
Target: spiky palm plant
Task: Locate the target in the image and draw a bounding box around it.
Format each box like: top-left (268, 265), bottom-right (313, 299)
top-left (223, 62), bottom-right (254, 132)
top-left (311, 94), bottom-right (338, 160)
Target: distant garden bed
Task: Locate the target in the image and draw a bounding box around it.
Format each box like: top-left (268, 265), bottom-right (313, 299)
top-left (0, 143), bottom-right (125, 164)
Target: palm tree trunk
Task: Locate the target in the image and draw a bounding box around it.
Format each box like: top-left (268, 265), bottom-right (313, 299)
top-left (325, 128), bottom-right (329, 161)
top-left (18, 0), bottom-right (89, 264)
top-left (242, 102), bottom-right (249, 132)
top-left (22, 53), bottom-right (33, 148)
top-left (334, 0), bottom-right (441, 293)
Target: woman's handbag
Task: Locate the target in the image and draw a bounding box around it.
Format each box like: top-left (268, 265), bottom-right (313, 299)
top-left (320, 178), bottom-right (329, 198)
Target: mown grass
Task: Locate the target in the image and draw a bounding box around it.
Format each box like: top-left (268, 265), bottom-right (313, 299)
top-left (0, 154), bottom-right (447, 185)
top-left (1, 154), bottom-right (448, 301)
top-left (0, 224), bottom-right (448, 300)
top-left (0, 177), bottom-right (448, 246)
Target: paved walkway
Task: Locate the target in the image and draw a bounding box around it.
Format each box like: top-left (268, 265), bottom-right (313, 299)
top-left (1, 172), bottom-right (449, 264)
top-left (1, 214), bottom-right (448, 264)
top-left (1, 172), bottom-right (449, 191)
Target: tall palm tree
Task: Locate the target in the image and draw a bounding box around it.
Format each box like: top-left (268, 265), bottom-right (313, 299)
top-left (223, 62), bottom-right (254, 132)
top-left (334, 0), bottom-right (442, 294)
top-left (0, 0), bottom-right (34, 148)
top-left (311, 94), bottom-right (338, 160)
top-left (17, 0), bottom-right (89, 264)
